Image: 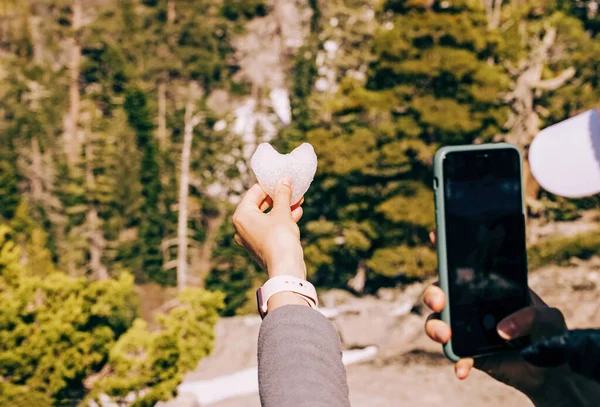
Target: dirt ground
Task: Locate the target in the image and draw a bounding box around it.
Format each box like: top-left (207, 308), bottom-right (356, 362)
top-left (210, 355), bottom-right (530, 407)
top-left (178, 255), bottom-right (600, 407)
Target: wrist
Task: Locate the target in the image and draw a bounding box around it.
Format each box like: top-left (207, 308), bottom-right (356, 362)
top-left (266, 256), bottom-right (306, 279)
top-left (267, 292), bottom-right (311, 313)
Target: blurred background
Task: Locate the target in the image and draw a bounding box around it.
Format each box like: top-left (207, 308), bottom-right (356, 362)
top-left (1, 0), bottom-right (600, 406)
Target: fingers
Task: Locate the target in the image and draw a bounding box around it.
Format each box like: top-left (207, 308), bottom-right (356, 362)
top-left (429, 230), bottom-right (437, 245)
top-left (455, 358), bottom-right (475, 380)
top-left (291, 206), bottom-right (303, 223)
top-left (497, 306), bottom-right (566, 341)
top-left (291, 196), bottom-right (304, 210)
top-left (425, 315), bottom-right (451, 344)
top-left (423, 285), bottom-right (448, 342)
top-left (240, 183), bottom-right (268, 208)
top-left (259, 196), bottom-right (273, 212)
top-left (423, 285), bottom-right (446, 313)
top-left (258, 195), bottom-right (303, 213)
top-left (234, 233), bottom-right (243, 247)
top-left (272, 176), bottom-right (293, 216)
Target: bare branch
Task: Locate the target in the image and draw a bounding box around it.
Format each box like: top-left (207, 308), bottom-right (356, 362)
top-left (533, 67), bottom-right (576, 91)
top-left (191, 113), bottom-right (204, 128)
top-left (491, 0), bottom-right (503, 30)
top-left (503, 61), bottom-right (520, 76)
top-left (540, 26), bottom-right (557, 55)
top-left (163, 259), bottom-right (178, 271)
top-left (162, 237), bottom-right (201, 251)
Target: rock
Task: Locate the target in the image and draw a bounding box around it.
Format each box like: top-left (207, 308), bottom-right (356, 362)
top-left (335, 306), bottom-right (394, 349)
top-left (156, 393), bottom-right (199, 407)
top-left (376, 287), bottom-right (399, 302)
top-left (319, 288), bottom-right (357, 308)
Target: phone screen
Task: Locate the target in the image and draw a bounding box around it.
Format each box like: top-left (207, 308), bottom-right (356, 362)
top-left (443, 148), bottom-right (529, 357)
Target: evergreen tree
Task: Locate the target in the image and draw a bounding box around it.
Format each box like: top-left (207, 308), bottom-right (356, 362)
top-left (124, 88), bottom-right (168, 284)
top-left (302, 0), bottom-right (510, 289)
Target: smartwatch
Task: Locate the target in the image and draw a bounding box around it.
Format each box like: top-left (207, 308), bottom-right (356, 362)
top-left (256, 275), bottom-right (318, 318)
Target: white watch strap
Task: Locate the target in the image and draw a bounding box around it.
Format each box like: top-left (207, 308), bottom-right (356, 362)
top-left (257, 275), bottom-right (318, 318)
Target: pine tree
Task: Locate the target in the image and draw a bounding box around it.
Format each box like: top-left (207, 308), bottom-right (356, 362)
top-left (124, 88), bottom-right (168, 284)
top-left (302, 0), bottom-right (510, 289)
top-left (496, 0), bottom-right (600, 204)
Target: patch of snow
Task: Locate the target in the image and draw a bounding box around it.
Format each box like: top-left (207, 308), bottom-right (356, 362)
top-left (324, 40), bottom-right (339, 58)
top-left (389, 301), bottom-right (413, 317)
top-left (257, 114), bottom-right (278, 141)
top-left (233, 99), bottom-right (258, 140)
top-left (179, 367), bottom-right (258, 406)
top-left (177, 346), bottom-right (378, 405)
top-left (315, 78), bottom-right (330, 92)
top-left (342, 346), bottom-right (378, 365)
top-left (213, 119), bottom-right (227, 132)
top-left (319, 307), bottom-right (341, 319)
top-left (269, 88), bottom-right (292, 125)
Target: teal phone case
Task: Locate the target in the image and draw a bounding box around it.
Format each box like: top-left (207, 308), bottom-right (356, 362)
top-left (433, 143), bottom-right (526, 362)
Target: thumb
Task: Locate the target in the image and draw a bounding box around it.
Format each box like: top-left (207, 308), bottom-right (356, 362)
top-left (272, 176), bottom-right (293, 216)
top-left (497, 306), bottom-right (566, 341)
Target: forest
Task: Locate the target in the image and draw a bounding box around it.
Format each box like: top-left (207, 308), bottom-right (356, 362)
top-left (1, 0), bottom-right (600, 405)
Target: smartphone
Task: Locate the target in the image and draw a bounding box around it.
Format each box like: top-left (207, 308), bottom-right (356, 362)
top-left (433, 143), bottom-right (529, 362)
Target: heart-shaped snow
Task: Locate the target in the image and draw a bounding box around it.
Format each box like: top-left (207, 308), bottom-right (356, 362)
top-left (250, 142), bottom-right (318, 204)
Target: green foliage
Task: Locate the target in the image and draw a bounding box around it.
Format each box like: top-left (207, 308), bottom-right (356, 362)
top-left (299, 1), bottom-right (506, 288)
top-left (528, 230), bottom-right (600, 270)
top-left (367, 245), bottom-right (437, 278)
top-left (123, 89), bottom-right (168, 284)
top-left (222, 0), bottom-right (267, 21)
top-left (91, 289), bottom-right (224, 406)
top-left (0, 226), bottom-right (138, 403)
top-left (557, 0), bottom-right (600, 36)
top-left (0, 382), bottom-right (52, 407)
top-left (0, 161), bottom-right (20, 220)
top-left (206, 207), bottom-right (265, 316)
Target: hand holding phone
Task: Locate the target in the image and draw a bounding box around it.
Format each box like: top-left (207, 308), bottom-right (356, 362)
top-left (433, 144), bottom-right (530, 360)
top-left (424, 232), bottom-right (571, 400)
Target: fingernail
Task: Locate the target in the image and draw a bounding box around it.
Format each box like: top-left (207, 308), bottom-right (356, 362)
top-left (457, 367), bottom-right (467, 378)
top-left (497, 318), bottom-right (517, 340)
top-left (278, 176), bottom-right (293, 187)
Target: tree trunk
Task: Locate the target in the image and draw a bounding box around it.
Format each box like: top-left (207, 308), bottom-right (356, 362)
top-left (192, 209), bottom-right (226, 288)
top-left (483, 0), bottom-right (503, 29)
top-left (65, 0), bottom-right (82, 166)
top-left (504, 27), bottom-right (574, 204)
top-left (348, 260), bottom-right (367, 294)
top-left (30, 137), bottom-right (43, 201)
top-left (157, 81), bottom-right (167, 149)
top-left (28, 14), bottom-right (43, 65)
top-left (85, 138), bottom-right (108, 280)
top-left (168, 0), bottom-right (176, 23)
top-left (177, 82), bottom-right (202, 291)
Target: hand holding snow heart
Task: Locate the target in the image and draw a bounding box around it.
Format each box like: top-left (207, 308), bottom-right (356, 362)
top-left (250, 142), bottom-right (318, 205)
top-left (232, 142), bottom-right (318, 282)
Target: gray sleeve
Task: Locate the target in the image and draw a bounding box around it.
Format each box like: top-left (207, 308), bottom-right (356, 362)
top-left (257, 305), bottom-right (351, 407)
